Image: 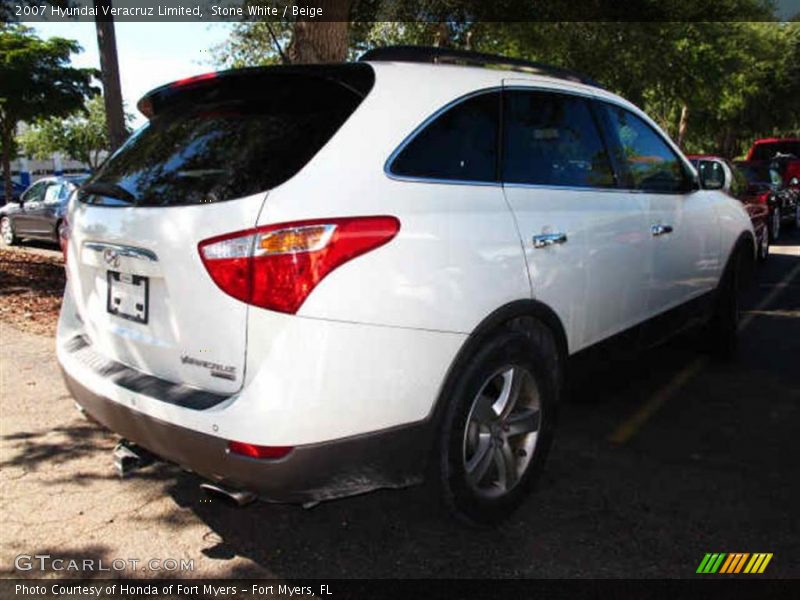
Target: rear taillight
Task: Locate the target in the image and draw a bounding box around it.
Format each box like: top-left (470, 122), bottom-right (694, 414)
top-left (198, 216), bottom-right (400, 314)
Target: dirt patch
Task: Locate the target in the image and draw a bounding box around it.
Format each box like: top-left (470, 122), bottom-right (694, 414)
top-left (0, 247), bottom-right (65, 336)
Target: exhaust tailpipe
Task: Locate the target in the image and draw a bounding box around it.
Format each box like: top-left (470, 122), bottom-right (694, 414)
top-left (200, 482), bottom-right (257, 507)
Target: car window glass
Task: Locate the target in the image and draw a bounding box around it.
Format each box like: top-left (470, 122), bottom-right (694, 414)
top-left (83, 70), bottom-right (373, 207)
top-left (730, 165), bottom-right (748, 198)
top-left (602, 105), bottom-right (689, 193)
top-left (391, 92), bottom-right (499, 182)
top-left (502, 91), bottom-right (615, 188)
top-left (59, 183), bottom-right (74, 202)
top-left (22, 181), bottom-right (47, 203)
top-left (768, 166), bottom-right (783, 187)
top-left (44, 184), bottom-right (62, 204)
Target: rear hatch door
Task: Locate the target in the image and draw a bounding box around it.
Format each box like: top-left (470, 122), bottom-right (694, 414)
top-left (66, 65), bottom-right (374, 394)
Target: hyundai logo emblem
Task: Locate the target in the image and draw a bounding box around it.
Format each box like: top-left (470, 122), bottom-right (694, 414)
top-left (103, 248), bottom-right (120, 269)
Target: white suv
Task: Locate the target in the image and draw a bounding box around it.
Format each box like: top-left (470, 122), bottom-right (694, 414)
top-left (57, 47), bottom-right (754, 523)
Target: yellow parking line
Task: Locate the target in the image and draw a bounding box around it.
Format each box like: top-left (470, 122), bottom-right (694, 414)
top-left (608, 358), bottom-right (706, 444)
top-left (608, 259), bottom-right (800, 445)
top-left (739, 262), bottom-right (800, 330)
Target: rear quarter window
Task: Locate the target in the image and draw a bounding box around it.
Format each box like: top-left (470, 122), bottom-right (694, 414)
top-left (389, 92), bottom-right (500, 183)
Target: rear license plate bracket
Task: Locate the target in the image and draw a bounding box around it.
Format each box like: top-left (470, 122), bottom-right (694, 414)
top-left (107, 271), bottom-right (149, 324)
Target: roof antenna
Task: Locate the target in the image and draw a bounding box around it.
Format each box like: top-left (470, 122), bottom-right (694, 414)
top-left (266, 23), bottom-right (289, 65)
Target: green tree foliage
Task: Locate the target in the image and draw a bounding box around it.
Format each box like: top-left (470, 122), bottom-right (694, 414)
top-left (0, 24), bottom-right (98, 199)
top-left (19, 95), bottom-right (132, 170)
top-left (209, 1), bottom-right (798, 158)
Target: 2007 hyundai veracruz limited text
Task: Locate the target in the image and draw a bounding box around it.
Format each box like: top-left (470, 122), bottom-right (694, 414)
top-left (57, 47), bottom-right (755, 524)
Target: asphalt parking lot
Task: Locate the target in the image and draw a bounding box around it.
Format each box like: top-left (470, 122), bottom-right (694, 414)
top-left (1, 230), bottom-right (798, 579)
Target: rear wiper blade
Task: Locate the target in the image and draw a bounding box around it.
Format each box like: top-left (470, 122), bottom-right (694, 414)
top-left (81, 182), bottom-right (137, 204)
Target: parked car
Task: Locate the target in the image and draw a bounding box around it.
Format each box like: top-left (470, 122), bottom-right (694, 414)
top-left (687, 155), bottom-right (770, 262)
top-left (733, 160), bottom-right (799, 241)
top-left (746, 137), bottom-right (800, 190)
top-left (56, 47), bottom-right (756, 524)
top-left (0, 176), bottom-right (89, 247)
top-left (0, 180), bottom-right (26, 206)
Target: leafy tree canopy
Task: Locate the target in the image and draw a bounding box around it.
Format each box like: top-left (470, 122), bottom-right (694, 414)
top-left (19, 95), bottom-right (133, 170)
top-left (0, 24), bottom-right (98, 197)
top-left (211, 0), bottom-right (798, 157)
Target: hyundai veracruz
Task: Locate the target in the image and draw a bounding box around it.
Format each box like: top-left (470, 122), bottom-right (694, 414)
top-left (57, 47), bottom-right (755, 524)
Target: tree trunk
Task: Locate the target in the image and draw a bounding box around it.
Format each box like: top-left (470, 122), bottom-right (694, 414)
top-left (94, 0), bottom-right (127, 151)
top-left (1, 122), bottom-right (12, 203)
top-left (676, 104), bottom-right (689, 149)
top-left (286, 1), bottom-right (351, 63)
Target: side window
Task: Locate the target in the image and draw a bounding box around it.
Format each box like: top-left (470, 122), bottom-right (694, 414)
top-left (502, 91), bottom-right (615, 188)
top-left (22, 181), bottom-right (47, 203)
top-left (44, 183), bottom-right (62, 204)
top-left (601, 104), bottom-right (690, 193)
top-left (390, 92), bottom-right (499, 183)
top-left (59, 183), bottom-right (75, 202)
top-left (729, 164), bottom-right (748, 199)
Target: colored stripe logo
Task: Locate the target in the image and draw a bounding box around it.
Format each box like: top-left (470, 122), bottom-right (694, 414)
top-left (697, 553), bottom-right (773, 574)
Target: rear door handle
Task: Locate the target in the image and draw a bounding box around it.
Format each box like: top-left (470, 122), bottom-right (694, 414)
top-left (651, 224), bottom-right (673, 236)
top-left (533, 232), bottom-right (568, 248)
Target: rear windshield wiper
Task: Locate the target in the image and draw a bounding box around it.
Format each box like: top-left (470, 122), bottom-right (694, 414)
top-left (81, 182), bottom-right (137, 204)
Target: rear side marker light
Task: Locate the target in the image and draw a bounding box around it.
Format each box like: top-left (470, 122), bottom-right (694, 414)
top-left (198, 216), bottom-right (400, 314)
top-left (227, 441), bottom-right (293, 460)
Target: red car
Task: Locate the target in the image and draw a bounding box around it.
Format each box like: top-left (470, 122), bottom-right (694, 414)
top-left (688, 155), bottom-right (770, 262)
top-left (745, 139), bottom-right (800, 233)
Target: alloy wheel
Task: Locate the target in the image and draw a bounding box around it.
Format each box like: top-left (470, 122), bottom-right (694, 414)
top-left (463, 365), bottom-right (541, 499)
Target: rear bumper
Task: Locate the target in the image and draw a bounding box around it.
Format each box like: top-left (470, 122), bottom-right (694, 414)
top-left (61, 368), bottom-right (431, 503)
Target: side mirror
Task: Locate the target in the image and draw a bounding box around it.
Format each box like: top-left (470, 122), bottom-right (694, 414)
top-left (699, 168), bottom-right (725, 191)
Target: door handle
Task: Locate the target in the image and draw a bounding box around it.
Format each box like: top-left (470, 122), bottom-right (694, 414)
top-left (651, 224), bottom-right (673, 237)
top-left (533, 232), bottom-right (568, 249)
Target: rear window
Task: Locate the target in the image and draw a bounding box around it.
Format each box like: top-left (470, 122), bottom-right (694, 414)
top-left (750, 141), bottom-right (800, 161)
top-left (81, 67), bottom-right (374, 207)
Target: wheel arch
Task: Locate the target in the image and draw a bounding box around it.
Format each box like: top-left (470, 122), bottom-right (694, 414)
top-left (722, 229), bottom-right (756, 288)
top-left (426, 299), bottom-right (568, 430)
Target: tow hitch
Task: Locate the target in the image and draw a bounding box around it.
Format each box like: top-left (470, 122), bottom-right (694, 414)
top-left (113, 439), bottom-right (157, 478)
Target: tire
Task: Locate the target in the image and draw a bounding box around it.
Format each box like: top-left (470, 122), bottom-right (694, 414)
top-left (706, 245), bottom-right (745, 359)
top-left (1, 217), bottom-right (17, 246)
top-left (435, 322), bottom-right (560, 525)
top-left (768, 208), bottom-right (780, 242)
top-left (758, 227), bottom-right (769, 263)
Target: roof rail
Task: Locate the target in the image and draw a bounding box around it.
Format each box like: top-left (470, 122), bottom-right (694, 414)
top-left (359, 45), bottom-right (602, 89)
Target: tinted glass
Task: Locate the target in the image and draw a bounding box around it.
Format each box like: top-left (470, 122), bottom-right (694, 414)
top-left (391, 92), bottom-right (499, 182)
top-left (503, 91), bottom-right (614, 188)
top-left (81, 75), bottom-right (370, 207)
top-left (736, 162), bottom-right (781, 186)
top-left (729, 164), bottom-right (749, 199)
top-left (602, 105), bottom-right (689, 193)
top-left (750, 141), bottom-right (800, 161)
